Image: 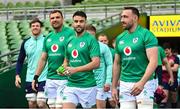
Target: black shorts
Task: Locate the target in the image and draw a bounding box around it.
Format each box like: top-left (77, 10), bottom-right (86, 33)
top-left (162, 81), bottom-right (178, 92)
top-left (25, 81), bottom-right (46, 94)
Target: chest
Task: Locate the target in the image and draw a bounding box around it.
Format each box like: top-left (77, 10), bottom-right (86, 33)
top-left (24, 39), bottom-right (43, 55)
top-left (46, 35), bottom-right (66, 52)
top-left (117, 35), bottom-right (145, 54)
top-left (67, 38), bottom-right (89, 54)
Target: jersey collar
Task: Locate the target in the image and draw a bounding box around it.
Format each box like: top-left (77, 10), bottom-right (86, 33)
top-left (31, 34), bottom-right (43, 40)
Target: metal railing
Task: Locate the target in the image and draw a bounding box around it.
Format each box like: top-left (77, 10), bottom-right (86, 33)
top-left (0, 1), bottom-right (179, 21)
top-left (0, 49), bottom-right (19, 73)
top-left (92, 13), bottom-right (120, 32)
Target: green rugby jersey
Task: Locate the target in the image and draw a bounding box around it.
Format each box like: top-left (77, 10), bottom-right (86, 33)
top-left (66, 32), bottom-right (100, 88)
top-left (43, 25), bottom-right (74, 80)
top-left (115, 25), bottom-right (158, 82)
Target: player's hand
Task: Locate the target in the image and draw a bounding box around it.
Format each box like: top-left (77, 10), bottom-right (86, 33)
top-left (104, 84), bottom-right (110, 92)
top-left (168, 76), bottom-right (174, 86)
top-left (65, 67), bottom-right (77, 75)
top-left (62, 70), bottom-right (71, 76)
top-left (32, 75), bottom-right (39, 92)
top-left (130, 81), bottom-right (144, 96)
top-left (15, 75), bottom-right (21, 88)
top-left (112, 88), bottom-right (119, 104)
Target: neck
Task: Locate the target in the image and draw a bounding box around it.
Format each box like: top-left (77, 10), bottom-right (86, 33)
top-left (54, 26), bottom-right (63, 33)
top-left (129, 23), bottom-right (138, 33)
top-left (33, 34), bottom-right (40, 39)
top-left (76, 31), bottom-right (85, 37)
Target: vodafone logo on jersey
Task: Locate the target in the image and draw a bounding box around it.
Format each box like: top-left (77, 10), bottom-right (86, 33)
top-left (123, 46), bottom-right (132, 56)
top-left (72, 49), bottom-right (78, 58)
top-left (51, 44), bottom-right (58, 52)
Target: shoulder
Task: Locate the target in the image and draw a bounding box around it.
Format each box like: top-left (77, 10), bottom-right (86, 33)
top-left (85, 32), bottom-right (96, 40)
top-left (138, 25), bottom-right (155, 37)
top-left (116, 31), bottom-right (128, 40)
top-left (44, 31), bottom-right (53, 41)
top-left (63, 26), bottom-right (75, 34)
top-left (64, 26), bottom-right (73, 31)
top-left (22, 37), bottom-right (31, 45)
top-left (158, 46), bottom-right (163, 51)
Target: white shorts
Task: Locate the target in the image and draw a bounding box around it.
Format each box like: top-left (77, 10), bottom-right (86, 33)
top-left (153, 78), bottom-right (159, 90)
top-left (105, 90), bottom-right (113, 100)
top-left (26, 92), bottom-right (46, 102)
top-left (96, 88), bottom-right (107, 100)
top-left (96, 88), bottom-right (113, 100)
top-left (119, 80), bottom-right (156, 103)
top-left (45, 79), bottom-right (67, 105)
top-left (63, 86), bottom-right (97, 108)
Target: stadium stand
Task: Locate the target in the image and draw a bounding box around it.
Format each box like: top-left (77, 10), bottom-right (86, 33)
top-left (0, 0), bottom-right (61, 8)
top-left (0, 17), bottom-right (102, 71)
top-left (79, 0), bottom-right (178, 5)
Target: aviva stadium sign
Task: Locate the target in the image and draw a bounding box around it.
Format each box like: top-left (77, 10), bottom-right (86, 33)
top-left (150, 15), bottom-right (180, 37)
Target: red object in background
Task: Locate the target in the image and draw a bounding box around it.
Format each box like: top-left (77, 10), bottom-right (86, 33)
top-left (154, 87), bottom-right (166, 104)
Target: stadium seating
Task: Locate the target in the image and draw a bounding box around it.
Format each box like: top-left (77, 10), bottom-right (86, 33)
top-left (79, 0), bottom-right (177, 5)
top-left (0, 16), bottom-right (121, 72)
top-left (0, 18), bottom-right (102, 55)
top-left (0, 0), bottom-right (61, 9)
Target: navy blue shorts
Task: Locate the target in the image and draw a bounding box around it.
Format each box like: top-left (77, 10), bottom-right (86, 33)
top-left (25, 81), bottom-right (46, 94)
top-left (162, 81), bottom-right (178, 92)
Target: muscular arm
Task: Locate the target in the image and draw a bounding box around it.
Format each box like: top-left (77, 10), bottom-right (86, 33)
top-left (35, 52), bottom-right (48, 76)
top-left (140, 47), bottom-right (158, 85)
top-left (66, 57), bottom-right (100, 74)
top-left (112, 54), bottom-right (121, 89)
top-left (131, 47), bottom-right (158, 96)
top-left (75, 57), bottom-right (100, 72)
top-left (111, 53), bottom-right (120, 103)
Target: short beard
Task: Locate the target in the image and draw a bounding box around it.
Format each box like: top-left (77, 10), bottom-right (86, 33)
top-left (124, 24), bottom-right (132, 30)
top-left (53, 25), bottom-right (61, 30)
top-left (75, 28), bottom-right (84, 35)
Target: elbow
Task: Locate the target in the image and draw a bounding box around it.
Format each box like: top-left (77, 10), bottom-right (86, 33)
top-left (154, 61), bottom-right (158, 69)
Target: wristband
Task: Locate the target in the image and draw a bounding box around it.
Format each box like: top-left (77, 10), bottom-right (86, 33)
top-left (33, 75), bottom-right (39, 81)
